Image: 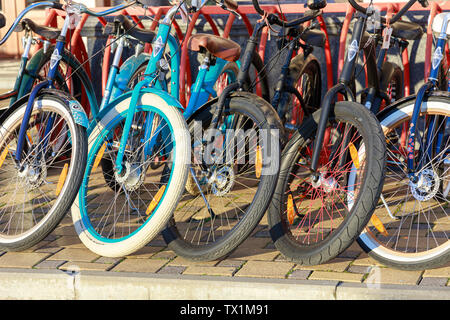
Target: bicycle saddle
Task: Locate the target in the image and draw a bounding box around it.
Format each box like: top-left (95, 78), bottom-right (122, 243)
top-left (390, 20), bottom-right (423, 40)
top-left (301, 28), bottom-right (326, 48)
top-left (188, 34), bottom-right (241, 62)
top-left (279, 25), bottom-right (326, 48)
top-left (0, 12), bottom-right (5, 29)
top-left (15, 18), bottom-right (60, 40)
top-left (104, 15), bottom-right (156, 44)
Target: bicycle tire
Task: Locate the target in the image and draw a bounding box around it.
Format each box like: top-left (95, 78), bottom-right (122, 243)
top-left (284, 53), bottom-right (322, 127)
top-left (0, 90), bottom-right (87, 251)
top-left (162, 92), bottom-right (282, 261)
top-left (268, 101), bottom-right (386, 265)
top-left (71, 92), bottom-right (190, 257)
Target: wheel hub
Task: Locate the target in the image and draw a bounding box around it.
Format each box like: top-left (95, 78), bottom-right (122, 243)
top-left (409, 169), bottom-right (440, 201)
top-left (115, 162), bottom-right (145, 192)
top-left (18, 162), bottom-right (47, 190)
top-left (210, 166), bottom-right (235, 196)
top-left (311, 173), bottom-right (337, 193)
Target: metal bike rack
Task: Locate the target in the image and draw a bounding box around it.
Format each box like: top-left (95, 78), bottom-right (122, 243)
top-left (37, 2), bottom-right (450, 110)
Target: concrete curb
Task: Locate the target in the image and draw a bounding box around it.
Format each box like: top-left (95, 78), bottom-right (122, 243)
top-left (0, 268), bottom-right (448, 300)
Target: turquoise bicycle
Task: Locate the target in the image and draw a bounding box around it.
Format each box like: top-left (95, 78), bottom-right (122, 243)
top-left (71, 0), bottom-right (282, 258)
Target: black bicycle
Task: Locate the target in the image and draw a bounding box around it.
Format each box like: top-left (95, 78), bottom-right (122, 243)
top-left (162, 0), bottom-right (329, 262)
top-left (265, 0), bottom-right (430, 265)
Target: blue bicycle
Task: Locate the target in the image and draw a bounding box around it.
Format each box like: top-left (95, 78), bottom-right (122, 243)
top-left (357, 5), bottom-right (450, 270)
top-left (0, 1), bottom-right (98, 251)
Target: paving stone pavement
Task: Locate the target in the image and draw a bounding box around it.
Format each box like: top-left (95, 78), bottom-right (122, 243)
top-left (0, 214), bottom-right (447, 294)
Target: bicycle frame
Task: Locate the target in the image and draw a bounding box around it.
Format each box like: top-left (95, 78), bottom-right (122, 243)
top-left (309, 12), bottom-right (404, 176)
top-left (112, 3), bottom-right (236, 174)
top-left (14, 12), bottom-right (74, 165)
top-left (12, 2), bottom-right (134, 166)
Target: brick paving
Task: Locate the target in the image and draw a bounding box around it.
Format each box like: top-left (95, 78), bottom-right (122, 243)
top-left (0, 215), bottom-right (446, 290)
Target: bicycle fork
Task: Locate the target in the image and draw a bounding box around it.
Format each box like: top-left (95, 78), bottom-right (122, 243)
top-left (14, 13), bottom-right (72, 167)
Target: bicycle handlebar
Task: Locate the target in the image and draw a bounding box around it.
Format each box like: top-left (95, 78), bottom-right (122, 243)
top-left (251, 0), bottom-right (322, 28)
top-left (0, 1), bottom-right (63, 46)
top-left (347, 0), bottom-right (428, 24)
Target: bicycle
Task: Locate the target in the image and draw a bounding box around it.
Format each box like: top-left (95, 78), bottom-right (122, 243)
top-left (0, 0), bottom-right (99, 251)
top-left (161, 0), bottom-right (328, 262)
top-left (265, 0), bottom-right (425, 265)
top-left (357, 4), bottom-right (450, 270)
top-left (70, 0), bottom-right (203, 258)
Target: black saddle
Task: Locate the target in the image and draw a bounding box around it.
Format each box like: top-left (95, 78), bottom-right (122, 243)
top-left (15, 18), bottom-right (60, 40)
top-left (104, 15), bottom-right (156, 44)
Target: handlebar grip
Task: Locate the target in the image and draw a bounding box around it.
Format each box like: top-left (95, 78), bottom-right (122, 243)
top-left (224, 0), bottom-right (238, 11)
top-left (52, 2), bottom-right (64, 10)
top-left (418, 0), bottom-right (428, 8)
top-left (252, 0), bottom-right (265, 16)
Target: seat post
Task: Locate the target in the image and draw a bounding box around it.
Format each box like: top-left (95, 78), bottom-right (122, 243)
top-left (186, 52), bottom-right (213, 115)
top-left (199, 51), bottom-right (213, 70)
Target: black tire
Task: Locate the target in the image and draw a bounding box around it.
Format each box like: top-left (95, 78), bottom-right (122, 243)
top-left (268, 101), bottom-right (386, 265)
top-left (0, 90), bottom-right (87, 251)
top-left (162, 92), bottom-right (282, 261)
top-left (380, 63), bottom-right (404, 107)
top-left (283, 54), bottom-right (322, 127)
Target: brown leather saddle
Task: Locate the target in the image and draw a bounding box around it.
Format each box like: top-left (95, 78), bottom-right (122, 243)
top-left (188, 33), bottom-right (241, 62)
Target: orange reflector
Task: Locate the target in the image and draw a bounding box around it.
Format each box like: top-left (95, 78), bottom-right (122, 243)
top-left (27, 132), bottom-right (33, 145)
top-left (146, 186), bottom-right (166, 215)
top-left (287, 194), bottom-right (295, 225)
top-left (255, 145), bottom-right (262, 178)
top-left (349, 142), bottom-right (359, 169)
top-left (370, 214), bottom-right (388, 236)
top-left (55, 163), bottom-right (69, 196)
top-left (93, 143), bottom-right (107, 171)
top-left (0, 147), bottom-right (8, 169)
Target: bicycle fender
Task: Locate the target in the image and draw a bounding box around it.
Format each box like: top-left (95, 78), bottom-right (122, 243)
top-left (110, 53), bottom-right (151, 100)
top-left (0, 89), bottom-right (86, 127)
top-left (288, 53), bottom-right (320, 82)
top-left (88, 87), bottom-right (184, 135)
top-left (376, 90), bottom-right (450, 121)
top-left (69, 100), bottom-right (89, 128)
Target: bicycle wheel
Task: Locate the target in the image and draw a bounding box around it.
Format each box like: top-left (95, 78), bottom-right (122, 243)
top-left (163, 92), bottom-right (282, 261)
top-left (268, 101), bottom-right (386, 265)
top-left (380, 63), bottom-right (403, 110)
top-left (0, 91), bottom-right (87, 251)
top-left (285, 54), bottom-right (321, 127)
top-left (21, 46), bottom-right (96, 116)
top-left (71, 92), bottom-right (190, 257)
top-left (357, 95), bottom-right (450, 270)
